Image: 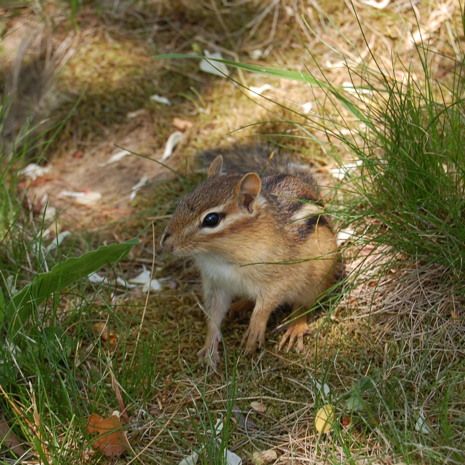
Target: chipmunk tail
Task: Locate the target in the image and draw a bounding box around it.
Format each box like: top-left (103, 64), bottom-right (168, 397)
top-left (199, 143), bottom-right (318, 179)
top-left (1, 27), bottom-right (75, 149)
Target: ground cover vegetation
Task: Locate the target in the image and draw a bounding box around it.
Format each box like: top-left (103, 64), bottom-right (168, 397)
top-left (1, 1), bottom-right (464, 464)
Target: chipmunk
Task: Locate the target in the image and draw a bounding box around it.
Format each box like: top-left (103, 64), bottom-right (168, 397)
top-left (160, 145), bottom-right (339, 368)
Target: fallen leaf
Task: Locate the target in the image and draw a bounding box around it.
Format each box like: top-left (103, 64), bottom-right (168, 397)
top-left (93, 322), bottom-right (118, 347)
top-left (329, 160), bottom-right (363, 180)
top-left (179, 451), bottom-right (199, 465)
top-left (72, 150), bottom-right (84, 159)
top-left (415, 408), bottom-right (431, 434)
top-left (150, 94), bottom-right (171, 105)
top-left (129, 176), bottom-right (149, 201)
top-left (172, 117), bottom-right (193, 131)
top-left (251, 449), bottom-right (277, 465)
top-left (199, 51), bottom-right (230, 77)
top-left (161, 131), bottom-right (184, 161)
top-left (58, 190), bottom-right (102, 206)
top-left (250, 401), bottom-right (266, 414)
top-left (314, 380), bottom-right (331, 398)
top-left (315, 404), bottom-right (335, 434)
top-left (301, 102), bottom-right (313, 114)
top-left (341, 415), bottom-right (352, 428)
top-left (336, 228), bottom-right (355, 246)
top-left (110, 372), bottom-right (128, 423)
top-left (225, 449), bottom-right (242, 465)
top-left (248, 49), bottom-right (263, 60)
top-left (0, 415), bottom-right (26, 457)
top-left (360, 0), bottom-right (390, 9)
top-left (104, 149), bottom-right (131, 166)
top-left (19, 163), bottom-right (51, 180)
top-left (45, 231), bottom-right (71, 253)
top-left (248, 84), bottom-right (273, 96)
top-left (87, 412), bottom-right (128, 457)
top-left (129, 267), bottom-right (162, 292)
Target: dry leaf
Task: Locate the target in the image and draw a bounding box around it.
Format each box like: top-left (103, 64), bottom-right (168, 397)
top-left (0, 415), bottom-right (26, 457)
top-left (251, 449), bottom-right (277, 465)
top-left (161, 131), bottom-right (183, 161)
top-left (199, 51), bottom-right (230, 77)
top-left (87, 412), bottom-right (128, 457)
top-left (93, 322), bottom-right (117, 347)
top-left (250, 401), bottom-right (266, 414)
top-left (315, 404), bottom-right (335, 434)
top-left (19, 163), bottom-right (51, 180)
top-left (341, 415), bottom-right (352, 428)
top-left (173, 118), bottom-right (193, 131)
top-left (110, 372), bottom-right (129, 424)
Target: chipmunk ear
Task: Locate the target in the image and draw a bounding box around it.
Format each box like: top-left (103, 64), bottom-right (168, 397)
top-left (237, 172), bottom-right (262, 213)
top-left (207, 155), bottom-right (224, 178)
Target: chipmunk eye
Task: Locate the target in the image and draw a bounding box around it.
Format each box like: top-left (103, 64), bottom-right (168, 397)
top-left (201, 212), bottom-right (223, 228)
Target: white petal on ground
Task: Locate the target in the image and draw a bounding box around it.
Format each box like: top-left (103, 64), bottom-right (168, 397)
top-left (19, 163), bottom-right (51, 180)
top-left (6, 275), bottom-right (17, 295)
top-left (115, 277), bottom-right (136, 289)
top-left (199, 51), bottom-right (230, 77)
top-left (337, 228), bottom-right (355, 246)
top-left (249, 84), bottom-right (273, 96)
top-left (225, 449), bottom-right (242, 465)
top-left (150, 94), bottom-right (172, 105)
top-left (178, 451), bottom-right (199, 465)
top-left (58, 191), bottom-right (102, 205)
top-left (88, 272), bottom-right (136, 289)
top-left (360, 0), bottom-right (390, 9)
top-left (161, 131), bottom-right (184, 161)
top-left (214, 418), bottom-right (224, 435)
top-left (45, 231), bottom-right (71, 253)
top-left (129, 267), bottom-right (151, 284)
top-left (330, 160), bottom-right (363, 180)
top-left (88, 272), bottom-right (106, 284)
top-left (316, 381), bottom-right (331, 398)
top-left (129, 176), bottom-right (149, 201)
top-left (104, 149), bottom-right (131, 165)
top-left (301, 102), bottom-right (313, 114)
top-left (249, 49), bottom-right (263, 60)
top-left (43, 205), bottom-right (57, 221)
top-left (324, 59), bottom-right (346, 69)
top-left (415, 408), bottom-right (431, 434)
top-left (342, 82), bottom-right (373, 95)
top-left (129, 267), bottom-right (162, 292)
top-left (143, 279), bottom-right (162, 292)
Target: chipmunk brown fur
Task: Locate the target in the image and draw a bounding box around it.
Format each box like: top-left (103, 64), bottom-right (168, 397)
top-left (161, 145), bottom-right (339, 368)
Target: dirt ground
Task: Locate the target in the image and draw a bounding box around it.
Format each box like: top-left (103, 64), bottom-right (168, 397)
top-left (1, 1), bottom-right (463, 464)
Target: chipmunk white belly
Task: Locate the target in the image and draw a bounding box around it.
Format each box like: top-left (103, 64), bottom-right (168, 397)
top-left (195, 254), bottom-right (257, 299)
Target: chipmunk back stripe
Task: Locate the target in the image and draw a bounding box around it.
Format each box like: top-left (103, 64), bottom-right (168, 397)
top-left (297, 215), bottom-right (330, 240)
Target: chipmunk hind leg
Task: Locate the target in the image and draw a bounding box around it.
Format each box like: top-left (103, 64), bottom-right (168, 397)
top-left (278, 312), bottom-right (309, 353)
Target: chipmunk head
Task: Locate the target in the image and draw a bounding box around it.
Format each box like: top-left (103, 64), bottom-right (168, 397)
top-left (160, 155), bottom-right (263, 257)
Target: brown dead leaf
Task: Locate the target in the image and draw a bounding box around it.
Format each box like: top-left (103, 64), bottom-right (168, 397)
top-left (87, 413), bottom-right (128, 457)
top-left (172, 117), bottom-right (193, 131)
top-left (250, 401), bottom-right (267, 414)
top-left (0, 414), bottom-right (26, 457)
top-left (93, 322), bottom-right (118, 347)
top-left (110, 371), bottom-right (129, 423)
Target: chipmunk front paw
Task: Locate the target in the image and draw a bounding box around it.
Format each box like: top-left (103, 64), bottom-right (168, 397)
top-left (278, 316), bottom-right (309, 353)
